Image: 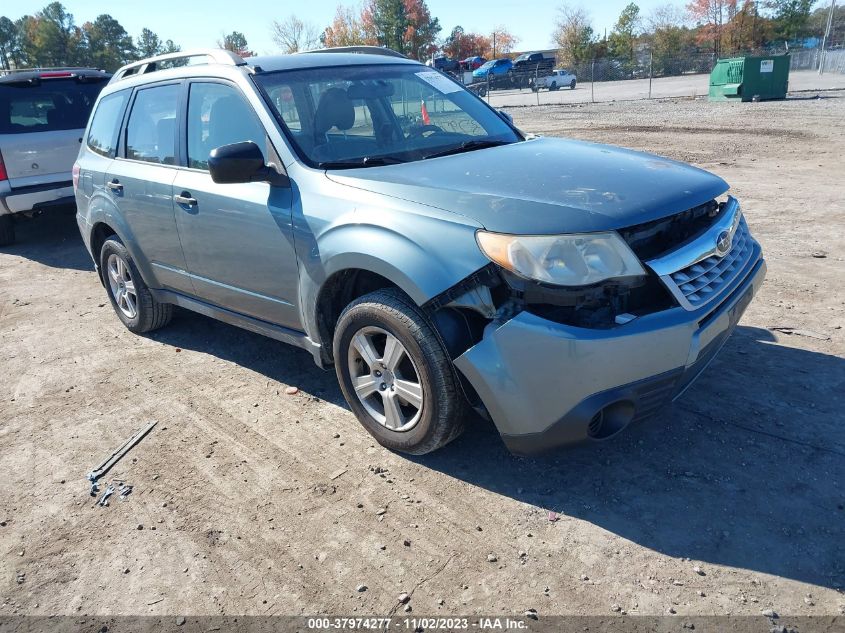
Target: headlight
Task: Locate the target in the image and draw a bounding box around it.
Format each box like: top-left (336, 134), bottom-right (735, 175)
top-left (476, 230), bottom-right (646, 287)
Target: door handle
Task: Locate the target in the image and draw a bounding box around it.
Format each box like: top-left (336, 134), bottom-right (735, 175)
top-left (174, 192), bottom-right (197, 206)
top-left (107, 180), bottom-right (123, 192)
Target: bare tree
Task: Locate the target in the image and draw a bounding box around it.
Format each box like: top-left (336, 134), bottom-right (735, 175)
top-left (271, 15), bottom-right (320, 54)
top-left (552, 5), bottom-right (595, 64)
top-left (648, 3), bottom-right (688, 31)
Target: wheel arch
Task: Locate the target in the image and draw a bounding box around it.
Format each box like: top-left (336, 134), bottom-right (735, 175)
top-left (300, 219), bottom-right (489, 364)
top-left (313, 267), bottom-right (401, 366)
top-left (86, 213), bottom-right (157, 289)
top-left (90, 221), bottom-right (118, 283)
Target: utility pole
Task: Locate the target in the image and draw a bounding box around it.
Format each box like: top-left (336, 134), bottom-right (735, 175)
top-left (493, 32), bottom-right (497, 58)
top-left (648, 49), bottom-right (653, 99)
top-left (819, 0), bottom-right (836, 75)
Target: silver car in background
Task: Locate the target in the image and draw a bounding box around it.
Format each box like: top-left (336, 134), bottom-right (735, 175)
top-left (0, 67), bottom-right (110, 245)
top-left (74, 48), bottom-right (766, 455)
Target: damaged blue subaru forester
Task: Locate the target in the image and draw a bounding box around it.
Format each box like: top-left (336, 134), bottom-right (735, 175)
top-left (74, 47), bottom-right (766, 455)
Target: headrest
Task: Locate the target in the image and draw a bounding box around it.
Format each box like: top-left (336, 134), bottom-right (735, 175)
top-left (314, 87), bottom-right (355, 135)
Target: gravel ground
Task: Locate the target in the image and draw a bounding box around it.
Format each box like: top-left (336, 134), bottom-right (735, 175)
top-left (1, 93), bottom-right (844, 621)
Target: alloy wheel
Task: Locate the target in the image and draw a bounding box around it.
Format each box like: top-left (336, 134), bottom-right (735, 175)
top-left (106, 253), bottom-right (138, 319)
top-left (347, 326), bottom-right (424, 432)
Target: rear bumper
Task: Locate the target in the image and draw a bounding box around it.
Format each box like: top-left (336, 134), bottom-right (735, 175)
top-left (0, 181), bottom-right (74, 215)
top-left (454, 250), bottom-right (766, 456)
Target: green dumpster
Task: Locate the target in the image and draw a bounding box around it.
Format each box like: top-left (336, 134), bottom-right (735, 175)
top-left (709, 55), bottom-right (790, 102)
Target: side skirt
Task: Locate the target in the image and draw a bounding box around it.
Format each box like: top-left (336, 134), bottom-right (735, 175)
top-left (150, 288), bottom-right (325, 367)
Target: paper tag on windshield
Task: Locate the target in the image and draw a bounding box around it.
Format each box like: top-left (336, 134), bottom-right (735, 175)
top-left (416, 71), bottom-right (461, 94)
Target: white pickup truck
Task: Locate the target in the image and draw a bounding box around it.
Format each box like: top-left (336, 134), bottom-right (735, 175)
top-left (530, 69), bottom-right (577, 92)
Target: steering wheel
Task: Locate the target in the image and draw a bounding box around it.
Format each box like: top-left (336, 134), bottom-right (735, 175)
top-left (407, 124), bottom-right (445, 139)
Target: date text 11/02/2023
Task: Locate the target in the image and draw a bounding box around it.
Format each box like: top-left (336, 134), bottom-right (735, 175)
top-left (306, 617), bottom-right (530, 630)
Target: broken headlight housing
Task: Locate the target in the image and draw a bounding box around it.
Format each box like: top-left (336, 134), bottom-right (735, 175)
top-left (476, 230), bottom-right (647, 287)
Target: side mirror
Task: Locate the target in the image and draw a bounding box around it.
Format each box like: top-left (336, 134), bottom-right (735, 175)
top-left (208, 141), bottom-right (288, 186)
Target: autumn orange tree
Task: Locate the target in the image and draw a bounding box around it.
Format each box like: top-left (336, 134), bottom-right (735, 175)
top-left (321, 4), bottom-right (375, 48)
top-left (686, 0), bottom-right (737, 56)
top-left (489, 26), bottom-right (519, 57)
top-left (441, 26), bottom-right (490, 60)
top-left (720, 1), bottom-right (773, 53)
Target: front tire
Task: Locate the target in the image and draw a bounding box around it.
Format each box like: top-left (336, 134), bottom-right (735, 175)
top-left (550, 81), bottom-right (558, 91)
top-left (333, 288), bottom-right (466, 455)
top-left (570, 79), bottom-right (577, 89)
top-left (0, 215), bottom-right (15, 247)
top-left (100, 237), bottom-right (172, 334)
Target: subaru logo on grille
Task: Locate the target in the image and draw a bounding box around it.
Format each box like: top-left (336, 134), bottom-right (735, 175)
top-left (715, 230), bottom-right (732, 256)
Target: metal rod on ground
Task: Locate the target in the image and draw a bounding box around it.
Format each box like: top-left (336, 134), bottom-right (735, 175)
top-left (591, 59), bottom-right (595, 103)
top-left (649, 50), bottom-right (654, 99)
top-left (86, 421), bottom-right (157, 482)
top-left (536, 63), bottom-right (540, 106)
top-left (819, 0), bottom-right (836, 75)
top-left (486, 72), bottom-right (490, 104)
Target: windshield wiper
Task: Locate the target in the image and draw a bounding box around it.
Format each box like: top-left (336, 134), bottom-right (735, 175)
top-left (422, 139), bottom-right (512, 160)
top-left (318, 155), bottom-right (407, 169)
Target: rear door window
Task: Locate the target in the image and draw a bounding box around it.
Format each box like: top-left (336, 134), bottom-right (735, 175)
top-left (125, 83), bottom-right (179, 165)
top-left (87, 90), bottom-right (129, 157)
top-left (0, 78), bottom-right (106, 134)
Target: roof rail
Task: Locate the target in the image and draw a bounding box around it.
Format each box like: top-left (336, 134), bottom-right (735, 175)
top-left (0, 67), bottom-right (108, 76)
top-left (111, 49), bottom-right (246, 83)
top-left (298, 46), bottom-right (408, 59)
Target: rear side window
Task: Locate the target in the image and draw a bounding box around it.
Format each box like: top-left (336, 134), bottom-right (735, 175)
top-left (125, 84), bottom-right (179, 165)
top-left (0, 79), bottom-right (106, 134)
top-left (87, 91), bottom-right (129, 157)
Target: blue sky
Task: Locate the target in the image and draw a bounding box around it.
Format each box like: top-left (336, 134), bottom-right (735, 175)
top-left (9, 0), bottom-right (686, 54)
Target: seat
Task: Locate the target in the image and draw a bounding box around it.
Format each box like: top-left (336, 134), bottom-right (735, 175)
top-left (206, 96), bottom-right (263, 152)
top-left (314, 87), bottom-right (355, 148)
top-left (46, 104), bottom-right (66, 129)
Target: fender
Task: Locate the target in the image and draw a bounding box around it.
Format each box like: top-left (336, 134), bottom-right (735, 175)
top-left (83, 188), bottom-right (160, 289)
top-left (297, 208), bottom-right (490, 347)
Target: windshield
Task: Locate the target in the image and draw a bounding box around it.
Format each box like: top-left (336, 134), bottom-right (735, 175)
top-left (478, 60), bottom-right (495, 69)
top-left (254, 63), bottom-right (521, 168)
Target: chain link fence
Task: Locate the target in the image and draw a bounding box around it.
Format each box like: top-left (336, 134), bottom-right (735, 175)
top-left (791, 48), bottom-right (845, 73)
top-left (445, 48), bottom-right (845, 107)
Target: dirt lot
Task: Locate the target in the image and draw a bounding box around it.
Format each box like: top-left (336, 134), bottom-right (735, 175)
top-left (1, 93), bottom-right (844, 622)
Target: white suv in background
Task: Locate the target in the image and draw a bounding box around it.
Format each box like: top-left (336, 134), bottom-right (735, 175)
top-left (0, 67), bottom-right (110, 245)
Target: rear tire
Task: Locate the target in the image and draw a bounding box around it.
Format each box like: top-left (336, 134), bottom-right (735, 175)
top-left (0, 215), bottom-right (15, 247)
top-left (100, 237), bottom-right (172, 334)
top-left (570, 79), bottom-right (577, 89)
top-left (550, 81), bottom-right (558, 91)
top-left (333, 288), bottom-right (466, 455)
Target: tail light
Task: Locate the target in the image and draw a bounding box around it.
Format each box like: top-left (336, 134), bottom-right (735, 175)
top-left (72, 162), bottom-right (80, 191)
top-left (0, 149), bottom-right (7, 182)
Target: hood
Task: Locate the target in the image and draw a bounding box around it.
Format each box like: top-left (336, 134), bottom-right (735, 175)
top-left (326, 137), bottom-right (729, 234)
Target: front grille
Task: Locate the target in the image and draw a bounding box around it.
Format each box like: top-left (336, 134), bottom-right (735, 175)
top-left (619, 199), bottom-right (719, 261)
top-left (669, 216), bottom-right (753, 308)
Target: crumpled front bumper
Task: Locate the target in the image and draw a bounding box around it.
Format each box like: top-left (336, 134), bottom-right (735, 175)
top-left (454, 251), bottom-right (766, 455)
